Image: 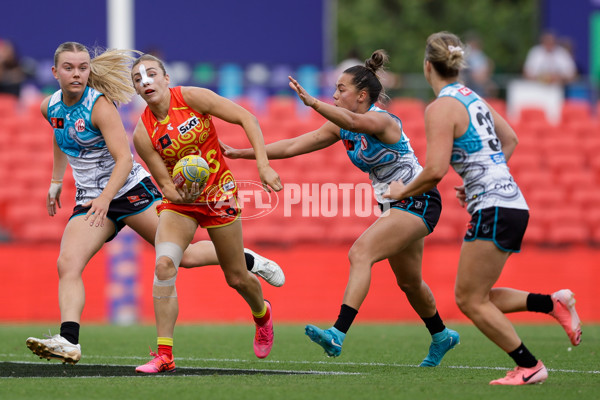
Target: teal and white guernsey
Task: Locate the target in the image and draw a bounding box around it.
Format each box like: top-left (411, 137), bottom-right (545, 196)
top-left (47, 86), bottom-right (149, 205)
top-left (438, 82), bottom-right (528, 214)
top-left (339, 105), bottom-right (422, 204)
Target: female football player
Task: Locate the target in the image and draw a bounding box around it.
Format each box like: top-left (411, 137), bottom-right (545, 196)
top-left (26, 42), bottom-right (284, 367)
top-left (131, 54), bottom-right (282, 373)
top-left (222, 49), bottom-right (459, 366)
top-left (384, 31), bottom-right (581, 385)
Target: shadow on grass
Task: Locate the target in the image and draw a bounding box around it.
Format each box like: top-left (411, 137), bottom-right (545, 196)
top-left (0, 361), bottom-right (355, 378)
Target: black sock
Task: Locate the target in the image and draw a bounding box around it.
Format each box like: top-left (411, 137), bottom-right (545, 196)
top-left (526, 293), bottom-right (553, 313)
top-left (508, 342), bottom-right (538, 368)
top-left (60, 321), bottom-right (80, 345)
top-left (244, 252), bottom-right (254, 271)
top-left (333, 304), bottom-right (358, 334)
top-left (421, 311), bottom-right (446, 335)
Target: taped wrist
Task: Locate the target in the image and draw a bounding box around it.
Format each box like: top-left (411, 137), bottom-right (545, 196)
top-left (49, 182), bottom-right (63, 198)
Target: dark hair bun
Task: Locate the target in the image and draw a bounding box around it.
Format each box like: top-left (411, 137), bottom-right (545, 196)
top-left (365, 49), bottom-right (388, 74)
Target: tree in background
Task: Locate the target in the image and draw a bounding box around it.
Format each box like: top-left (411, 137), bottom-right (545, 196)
top-left (336, 0), bottom-right (538, 98)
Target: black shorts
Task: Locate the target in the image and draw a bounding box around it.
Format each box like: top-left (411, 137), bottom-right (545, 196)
top-left (379, 188), bottom-right (442, 233)
top-left (70, 177), bottom-right (162, 242)
top-left (464, 207), bottom-right (529, 252)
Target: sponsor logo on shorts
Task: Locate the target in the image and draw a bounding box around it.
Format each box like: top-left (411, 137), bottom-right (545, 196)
top-left (223, 181), bottom-right (235, 192)
top-left (465, 222), bottom-right (474, 236)
top-left (391, 199), bottom-right (409, 209)
top-left (127, 193), bottom-right (150, 207)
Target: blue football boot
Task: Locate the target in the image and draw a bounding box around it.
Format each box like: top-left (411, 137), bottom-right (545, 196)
top-left (305, 325), bottom-right (345, 357)
top-left (420, 328), bottom-right (460, 367)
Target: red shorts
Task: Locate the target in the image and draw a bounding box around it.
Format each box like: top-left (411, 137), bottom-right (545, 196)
top-left (156, 197), bottom-right (240, 228)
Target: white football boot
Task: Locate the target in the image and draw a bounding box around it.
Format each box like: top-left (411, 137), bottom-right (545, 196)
top-left (245, 248), bottom-right (285, 287)
top-left (26, 334), bottom-right (81, 364)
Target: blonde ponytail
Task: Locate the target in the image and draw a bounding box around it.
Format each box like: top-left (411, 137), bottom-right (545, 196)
top-left (89, 48), bottom-right (141, 106)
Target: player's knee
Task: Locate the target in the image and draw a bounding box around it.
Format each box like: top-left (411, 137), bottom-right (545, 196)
top-left (455, 290), bottom-right (475, 316)
top-left (178, 250), bottom-right (196, 269)
top-left (155, 258), bottom-right (177, 280)
top-left (348, 242), bottom-right (372, 267)
top-left (155, 242), bottom-right (183, 280)
top-left (223, 270), bottom-right (247, 291)
top-left (153, 242), bottom-right (183, 299)
top-left (396, 279), bottom-right (420, 294)
top-left (56, 258), bottom-right (68, 277)
top-left (56, 256), bottom-right (82, 279)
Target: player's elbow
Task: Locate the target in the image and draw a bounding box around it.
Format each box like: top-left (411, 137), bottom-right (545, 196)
top-left (427, 166), bottom-right (447, 183)
top-left (116, 154), bottom-right (134, 171)
top-left (241, 113), bottom-right (260, 130)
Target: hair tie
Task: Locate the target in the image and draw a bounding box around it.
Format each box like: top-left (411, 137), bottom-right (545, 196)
top-left (448, 45), bottom-right (464, 55)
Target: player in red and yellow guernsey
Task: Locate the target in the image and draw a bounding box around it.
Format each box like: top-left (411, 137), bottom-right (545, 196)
top-left (140, 86), bottom-right (237, 207)
top-left (131, 54), bottom-right (282, 373)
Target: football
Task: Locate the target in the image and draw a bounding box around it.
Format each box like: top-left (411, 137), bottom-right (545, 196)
top-left (172, 154), bottom-right (210, 189)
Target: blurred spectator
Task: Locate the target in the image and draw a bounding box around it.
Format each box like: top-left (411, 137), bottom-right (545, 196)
top-left (462, 32), bottom-right (497, 98)
top-left (336, 48), bottom-right (363, 75)
top-left (0, 39), bottom-right (26, 97)
top-left (326, 48), bottom-right (362, 88)
top-left (523, 31), bottom-right (577, 85)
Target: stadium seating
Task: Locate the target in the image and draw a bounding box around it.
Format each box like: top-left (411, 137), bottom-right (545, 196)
top-left (266, 96), bottom-right (298, 120)
top-left (1, 96), bottom-right (598, 247)
top-left (0, 94), bottom-right (18, 118)
top-left (571, 186), bottom-right (600, 209)
top-left (386, 98), bottom-right (426, 124)
top-left (517, 107), bottom-right (549, 126)
top-left (560, 100), bottom-right (592, 126)
top-left (544, 207), bottom-right (589, 246)
top-left (508, 150), bottom-right (544, 176)
top-left (556, 170), bottom-right (597, 194)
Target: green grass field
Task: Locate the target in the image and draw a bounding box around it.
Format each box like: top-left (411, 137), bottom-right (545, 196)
top-left (1, 323), bottom-right (598, 399)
